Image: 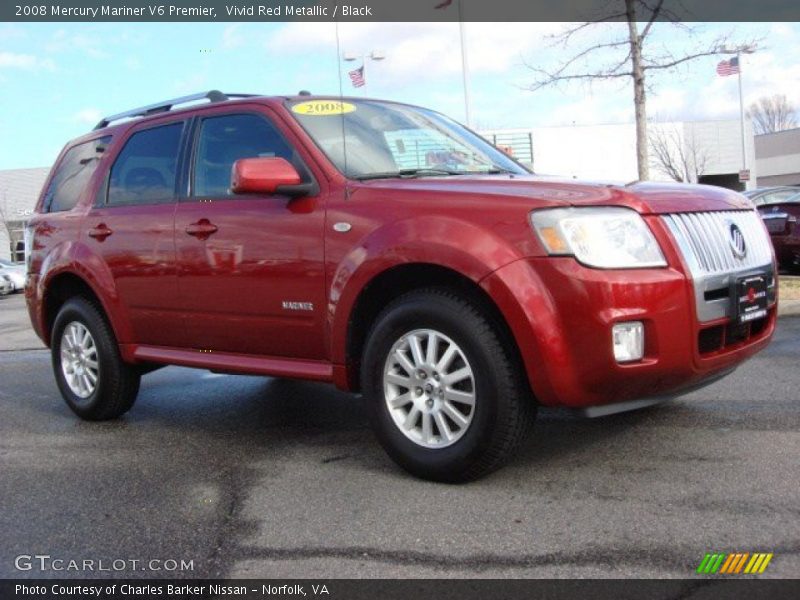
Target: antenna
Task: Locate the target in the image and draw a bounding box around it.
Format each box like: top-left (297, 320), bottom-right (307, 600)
top-left (334, 21), bottom-right (350, 185)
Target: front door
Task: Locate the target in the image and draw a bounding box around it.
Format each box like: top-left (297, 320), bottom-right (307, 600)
top-left (174, 111), bottom-right (326, 359)
top-left (83, 121), bottom-right (185, 347)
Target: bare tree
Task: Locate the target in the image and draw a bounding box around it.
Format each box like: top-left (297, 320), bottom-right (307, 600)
top-left (648, 124), bottom-right (710, 183)
top-left (524, 0), bottom-right (756, 181)
top-left (747, 94), bottom-right (798, 135)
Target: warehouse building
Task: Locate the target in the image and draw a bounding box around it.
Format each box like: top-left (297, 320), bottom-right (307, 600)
top-left (755, 127), bottom-right (800, 187)
top-left (481, 119), bottom-right (757, 190)
top-left (0, 167), bottom-right (49, 262)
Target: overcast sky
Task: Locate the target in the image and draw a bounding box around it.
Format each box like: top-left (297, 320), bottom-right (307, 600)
top-left (0, 21), bottom-right (797, 169)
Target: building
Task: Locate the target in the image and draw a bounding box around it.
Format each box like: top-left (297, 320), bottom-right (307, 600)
top-left (754, 127), bottom-right (800, 187)
top-left (0, 168), bottom-right (50, 261)
top-left (481, 119), bottom-right (757, 190)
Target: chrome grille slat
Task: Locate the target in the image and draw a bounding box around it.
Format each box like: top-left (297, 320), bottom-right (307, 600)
top-left (661, 210), bottom-right (774, 323)
top-left (662, 210), bottom-right (773, 276)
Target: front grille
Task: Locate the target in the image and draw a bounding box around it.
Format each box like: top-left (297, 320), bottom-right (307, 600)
top-left (661, 210), bottom-right (774, 323)
top-left (698, 315), bottom-right (769, 355)
top-left (662, 210), bottom-right (774, 276)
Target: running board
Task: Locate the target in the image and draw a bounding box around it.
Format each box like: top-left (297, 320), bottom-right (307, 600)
top-left (126, 345), bottom-right (333, 382)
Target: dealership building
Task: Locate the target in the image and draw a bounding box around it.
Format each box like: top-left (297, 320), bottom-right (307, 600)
top-left (1, 120), bottom-right (798, 261)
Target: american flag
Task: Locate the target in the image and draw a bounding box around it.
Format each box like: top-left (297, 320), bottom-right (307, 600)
top-left (348, 65), bottom-right (365, 88)
top-left (716, 56), bottom-right (740, 76)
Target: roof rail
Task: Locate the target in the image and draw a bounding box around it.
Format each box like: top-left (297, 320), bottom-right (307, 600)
top-left (92, 90), bottom-right (257, 130)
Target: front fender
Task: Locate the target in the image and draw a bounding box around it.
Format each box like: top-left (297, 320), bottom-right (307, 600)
top-left (328, 216), bottom-right (523, 366)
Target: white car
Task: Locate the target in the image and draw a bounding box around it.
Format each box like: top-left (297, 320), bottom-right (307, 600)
top-left (0, 274), bottom-right (13, 296)
top-left (0, 259), bottom-right (25, 292)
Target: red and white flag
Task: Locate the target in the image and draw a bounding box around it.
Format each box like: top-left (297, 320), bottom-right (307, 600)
top-left (716, 57), bottom-right (740, 76)
top-left (348, 65), bottom-right (365, 88)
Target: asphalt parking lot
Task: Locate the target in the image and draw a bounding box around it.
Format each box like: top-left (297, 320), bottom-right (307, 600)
top-left (0, 292), bottom-right (798, 579)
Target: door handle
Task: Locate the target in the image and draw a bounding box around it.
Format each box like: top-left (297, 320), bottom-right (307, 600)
top-left (185, 219), bottom-right (218, 240)
top-left (88, 224), bottom-right (113, 241)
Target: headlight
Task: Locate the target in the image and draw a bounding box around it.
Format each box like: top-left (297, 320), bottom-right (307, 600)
top-left (530, 207), bottom-right (667, 269)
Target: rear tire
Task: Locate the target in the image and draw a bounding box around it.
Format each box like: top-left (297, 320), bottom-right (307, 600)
top-left (51, 297), bottom-right (140, 421)
top-left (361, 288), bottom-right (535, 482)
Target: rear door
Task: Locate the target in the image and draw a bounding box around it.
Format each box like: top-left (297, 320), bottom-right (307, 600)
top-left (174, 108), bottom-right (327, 359)
top-left (83, 121), bottom-right (185, 347)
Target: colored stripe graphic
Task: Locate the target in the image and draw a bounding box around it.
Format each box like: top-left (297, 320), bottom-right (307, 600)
top-left (698, 552), bottom-right (773, 574)
top-left (733, 553), bottom-right (749, 573)
top-left (758, 553), bottom-right (773, 573)
top-left (697, 553), bottom-right (713, 574)
top-left (719, 553), bottom-right (736, 574)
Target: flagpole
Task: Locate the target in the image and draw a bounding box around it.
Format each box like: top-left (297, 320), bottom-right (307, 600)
top-left (361, 54), bottom-right (368, 97)
top-left (737, 51), bottom-right (746, 172)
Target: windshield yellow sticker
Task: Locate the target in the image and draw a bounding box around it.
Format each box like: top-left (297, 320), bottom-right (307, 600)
top-left (291, 100), bottom-right (356, 116)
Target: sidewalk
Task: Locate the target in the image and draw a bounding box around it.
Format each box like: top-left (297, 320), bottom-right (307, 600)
top-left (779, 276), bottom-right (800, 317)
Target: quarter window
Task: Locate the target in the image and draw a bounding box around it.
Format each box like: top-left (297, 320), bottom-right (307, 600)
top-left (108, 123), bottom-right (183, 205)
top-left (44, 136), bottom-right (111, 212)
top-left (193, 114), bottom-right (294, 197)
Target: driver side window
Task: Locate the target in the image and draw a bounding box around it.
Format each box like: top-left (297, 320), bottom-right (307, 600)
top-left (192, 113), bottom-right (295, 197)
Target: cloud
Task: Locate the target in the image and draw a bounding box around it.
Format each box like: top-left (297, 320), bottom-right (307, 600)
top-left (173, 73), bottom-right (208, 94)
top-left (0, 51), bottom-right (55, 71)
top-left (221, 24), bottom-right (244, 49)
top-left (266, 22), bottom-right (561, 85)
top-left (71, 108), bottom-right (103, 125)
top-left (46, 29), bottom-right (109, 59)
top-left (0, 25), bottom-right (27, 42)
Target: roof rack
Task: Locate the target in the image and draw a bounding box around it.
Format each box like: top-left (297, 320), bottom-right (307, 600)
top-left (93, 90), bottom-right (257, 130)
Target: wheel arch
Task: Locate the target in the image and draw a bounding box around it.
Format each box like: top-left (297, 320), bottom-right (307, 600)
top-left (341, 262), bottom-right (532, 397)
top-left (41, 271), bottom-right (117, 348)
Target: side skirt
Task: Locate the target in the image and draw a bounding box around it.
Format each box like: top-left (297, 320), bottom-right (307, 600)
top-left (121, 344), bottom-right (334, 382)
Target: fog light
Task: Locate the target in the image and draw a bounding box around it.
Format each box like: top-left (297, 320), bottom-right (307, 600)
top-left (612, 321), bottom-right (644, 363)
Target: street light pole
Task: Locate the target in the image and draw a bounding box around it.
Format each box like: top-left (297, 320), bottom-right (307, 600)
top-left (459, 20), bottom-right (472, 127)
top-left (457, 1), bottom-right (472, 128)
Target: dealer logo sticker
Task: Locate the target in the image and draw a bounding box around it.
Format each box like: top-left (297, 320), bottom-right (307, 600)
top-left (696, 551), bottom-right (773, 574)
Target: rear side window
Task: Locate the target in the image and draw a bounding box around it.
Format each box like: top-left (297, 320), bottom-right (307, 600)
top-left (193, 114), bottom-right (294, 197)
top-left (108, 122), bottom-right (183, 205)
top-left (44, 136), bottom-right (111, 212)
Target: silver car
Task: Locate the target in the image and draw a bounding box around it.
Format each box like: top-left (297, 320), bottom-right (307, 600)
top-left (0, 259), bottom-right (25, 292)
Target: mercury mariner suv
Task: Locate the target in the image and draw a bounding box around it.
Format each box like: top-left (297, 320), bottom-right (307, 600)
top-left (26, 91), bottom-right (777, 481)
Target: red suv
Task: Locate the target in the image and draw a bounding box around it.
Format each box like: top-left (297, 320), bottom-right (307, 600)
top-left (26, 91), bottom-right (777, 481)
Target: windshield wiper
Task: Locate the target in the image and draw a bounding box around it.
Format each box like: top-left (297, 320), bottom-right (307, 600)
top-left (354, 168), bottom-right (464, 181)
top-left (482, 165), bottom-right (516, 174)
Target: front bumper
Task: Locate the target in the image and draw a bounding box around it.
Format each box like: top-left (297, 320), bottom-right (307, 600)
top-left (480, 257), bottom-right (776, 409)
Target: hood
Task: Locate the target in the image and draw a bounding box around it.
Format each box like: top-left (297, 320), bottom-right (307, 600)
top-left (355, 175), bottom-right (753, 215)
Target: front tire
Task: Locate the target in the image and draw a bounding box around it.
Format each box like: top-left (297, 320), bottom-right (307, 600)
top-left (361, 289), bottom-right (535, 482)
top-left (51, 297), bottom-right (140, 421)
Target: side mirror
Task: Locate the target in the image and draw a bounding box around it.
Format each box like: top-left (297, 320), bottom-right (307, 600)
top-left (231, 157), bottom-right (311, 197)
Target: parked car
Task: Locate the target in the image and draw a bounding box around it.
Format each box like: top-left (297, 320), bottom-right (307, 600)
top-left (0, 274), bottom-right (13, 296)
top-left (0, 259), bottom-right (26, 292)
top-left (743, 186), bottom-right (800, 207)
top-left (25, 91), bottom-right (777, 481)
top-left (753, 190), bottom-right (800, 272)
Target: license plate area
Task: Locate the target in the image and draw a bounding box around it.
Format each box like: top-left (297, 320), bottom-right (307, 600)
top-left (733, 274), bottom-right (768, 324)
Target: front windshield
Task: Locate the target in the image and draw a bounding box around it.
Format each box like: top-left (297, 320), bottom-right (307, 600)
top-left (288, 99), bottom-right (528, 180)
